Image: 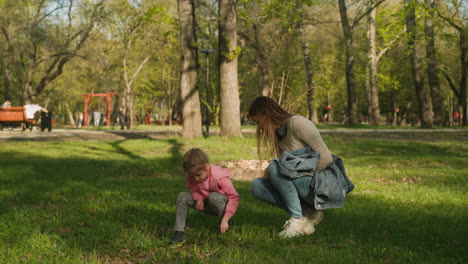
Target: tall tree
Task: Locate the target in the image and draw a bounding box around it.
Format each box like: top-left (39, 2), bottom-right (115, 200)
top-left (405, 0), bottom-right (433, 127)
top-left (367, 2), bottom-right (382, 125)
top-left (337, 0), bottom-right (358, 124)
top-left (424, 0), bottom-right (444, 125)
top-left (178, 0), bottom-right (203, 137)
top-left (218, 0), bottom-right (242, 137)
top-left (299, 19), bottom-right (318, 123)
top-left (253, 22), bottom-right (273, 97)
top-left (437, 0), bottom-right (467, 126)
top-left (366, 1), bottom-right (403, 125)
top-left (120, 6), bottom-right (159, 129)
top-left (237, 0), bottom-right (274, 97)
top-left (121, 16), bottom-right (150, 129)
top-left (0, 0), bottom-right (105, 104)
top-left (256, 0), bottom-right (320, 122)
top-left (337, 0), bottom-right (386, 124)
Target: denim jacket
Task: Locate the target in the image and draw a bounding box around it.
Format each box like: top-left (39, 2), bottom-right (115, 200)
top-left (273, 147), bottom-right (355, 210)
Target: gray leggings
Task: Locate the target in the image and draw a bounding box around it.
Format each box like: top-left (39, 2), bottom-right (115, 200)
top-left (174, 192), bottom-right (228, 231)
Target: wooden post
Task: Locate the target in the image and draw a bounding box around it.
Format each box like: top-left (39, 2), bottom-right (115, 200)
top-left (106, 93), bottom-right (112, 126)
top-left (83, 95), bottom-right (91, 125)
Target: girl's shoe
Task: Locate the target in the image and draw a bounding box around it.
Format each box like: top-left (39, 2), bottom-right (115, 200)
top-left (169, 231), bottom-right (185, 245)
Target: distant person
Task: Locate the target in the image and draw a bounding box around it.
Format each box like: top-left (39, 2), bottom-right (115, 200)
top-left (77, 112), bottom-right (83, 128)
top-left (100, 113), bottom-right (106, 126)
top-left (454, 112), bottom-right (460, 125)
top-left (93, 110), bottom-right (100, 127)
top-left (118, 107), bottom-right (126, 130)
top-left (1, 101), bottom-right (13, 129)
top-left (170, 148), bottom-right (240, 245)
top-left (1, 100), bottom-right (12, 108)
top-left (248, 96), bottom-right (354, 238)
top-left (24, 104), bottom-right (48, 120)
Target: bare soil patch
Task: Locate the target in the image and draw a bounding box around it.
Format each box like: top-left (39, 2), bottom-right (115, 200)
top-left (218, 159), bottom-right (269, 182)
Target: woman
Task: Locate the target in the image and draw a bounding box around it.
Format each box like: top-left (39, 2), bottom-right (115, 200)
top-left (1, 100), bottom-right (11, 108)
top-left (249, 96), bottom-right (342, 238)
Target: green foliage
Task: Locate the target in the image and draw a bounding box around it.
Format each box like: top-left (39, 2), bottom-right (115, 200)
top-left (376, 4), bottom-right (405, 46)
top-left (0, 0), bottom-right (464, 127)
top-left (224, 46), bottom-right (242, 61)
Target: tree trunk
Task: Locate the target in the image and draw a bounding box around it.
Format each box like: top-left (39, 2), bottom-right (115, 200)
top-left (405, 0), bottom-right (433, 128)
top-left (338, 0), bottom-right (358, 124)
top-left (122, 86), bottom-right (133, 129)
top-left (299, 21), bottom-right (318, 124)
top-left (425, 0), bottom-right (444, 126)
top-left (2, 68), bottom-right (11, 101)
top-left (460, 27), bottom-right (467, 126)
top-left (218, 0), bottom-right (242, 137)
top-left (367, 4), bottom-right (382, 125)
top-left (178, 0), bottom-right (203, 137)
top-left (66, 103), bottom-right (76, 127)
top-left (253, 24), bottom-right (272, 97)
top-left (22, 68), bottom-right (34, 104)
top-left (437, 5), bottom-right (468, 126)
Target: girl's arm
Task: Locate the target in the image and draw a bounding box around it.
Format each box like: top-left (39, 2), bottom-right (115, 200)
top-left (218, 178), bottom-right (240, 219)
top-left (186, 176), bottom-right (205, 202)
top-left (218, 177), bottom-right (239, 233)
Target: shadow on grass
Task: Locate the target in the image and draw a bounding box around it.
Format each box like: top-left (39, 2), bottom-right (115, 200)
top-left (108, 140), bottom-right (145, 160)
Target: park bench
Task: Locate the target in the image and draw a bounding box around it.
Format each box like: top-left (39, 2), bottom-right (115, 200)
top-left (0, 107), bottom-right (52, 131)
top-left (0, 107), bottom-right (35, 131)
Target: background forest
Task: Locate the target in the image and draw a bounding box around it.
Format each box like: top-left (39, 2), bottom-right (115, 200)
top-left (0, 0), bottom-right (466, 130)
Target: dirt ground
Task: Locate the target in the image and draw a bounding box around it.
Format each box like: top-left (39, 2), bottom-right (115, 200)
top-left (0, 128), bottom-right (181, 141)
top-left (218, 159), bottom-right (269, 182)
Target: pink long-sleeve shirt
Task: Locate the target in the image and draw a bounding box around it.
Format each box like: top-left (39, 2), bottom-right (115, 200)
top-left (185, 165), bottom-right (240, 219)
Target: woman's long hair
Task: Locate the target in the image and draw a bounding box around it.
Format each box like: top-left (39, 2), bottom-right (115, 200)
top-left (248, 96), bottom-right (293, 158)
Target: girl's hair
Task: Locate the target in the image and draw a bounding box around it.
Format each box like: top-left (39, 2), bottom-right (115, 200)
top-left (182, 148), bottom-right (209, 172)
top-left (248, 96), bottom-right (293, 158)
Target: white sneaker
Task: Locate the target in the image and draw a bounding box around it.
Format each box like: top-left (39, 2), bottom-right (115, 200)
top-left (278, 217), bottom-right (308, 238)
top-left (302, 208), bottom-right (324, 235)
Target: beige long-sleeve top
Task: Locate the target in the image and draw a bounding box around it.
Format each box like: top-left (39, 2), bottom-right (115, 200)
top-left (278, 115), bottom-right (333, 170)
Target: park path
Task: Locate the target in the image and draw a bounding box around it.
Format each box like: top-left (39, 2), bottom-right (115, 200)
top-left (0, 127), bottom-right (466, 141)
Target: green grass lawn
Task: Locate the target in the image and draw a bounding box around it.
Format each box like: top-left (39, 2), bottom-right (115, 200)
top-left (0, 134), bottom-right (466, 263)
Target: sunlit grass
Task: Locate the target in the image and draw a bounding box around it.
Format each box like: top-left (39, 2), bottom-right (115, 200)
top-left (0, 134), bottom-right (466, 263)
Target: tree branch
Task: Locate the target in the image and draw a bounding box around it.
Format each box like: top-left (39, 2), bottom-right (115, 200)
top-left (31, 0), bottom-right (106, 97)
top-left (441, 68), bottom-right (460, 98)
top-left (129, 55), bottom-right (152, 88)
top-left (435, 7), bottom-right (462, 31)
top-left (351, 0), bottom-right (387, 29)
top-left (376, 30), bottom-right (405, 62)
top-left (34, 56), bottom-right (71, 96)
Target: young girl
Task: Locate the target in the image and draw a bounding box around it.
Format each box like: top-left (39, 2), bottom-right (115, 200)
top-left (248, 96), bottom-right (353, 238)
top-left (170, 148), bottom-right (240, 245)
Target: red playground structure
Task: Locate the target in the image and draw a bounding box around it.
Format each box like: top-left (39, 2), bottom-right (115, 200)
top-left (83, 92), bottom-right (119, 126)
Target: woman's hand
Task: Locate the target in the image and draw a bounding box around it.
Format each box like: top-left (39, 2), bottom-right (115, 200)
top-left (220, 216), bottom-right (229, 233)
top-left (196, 199), bottom-right (204, 210)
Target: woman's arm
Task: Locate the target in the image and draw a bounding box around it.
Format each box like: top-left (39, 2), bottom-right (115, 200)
top-left (290, 116), bottom-right (333, 170)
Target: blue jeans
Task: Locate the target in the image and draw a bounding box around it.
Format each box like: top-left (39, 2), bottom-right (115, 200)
top-left (251, 162), bottom-right (315, 218)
